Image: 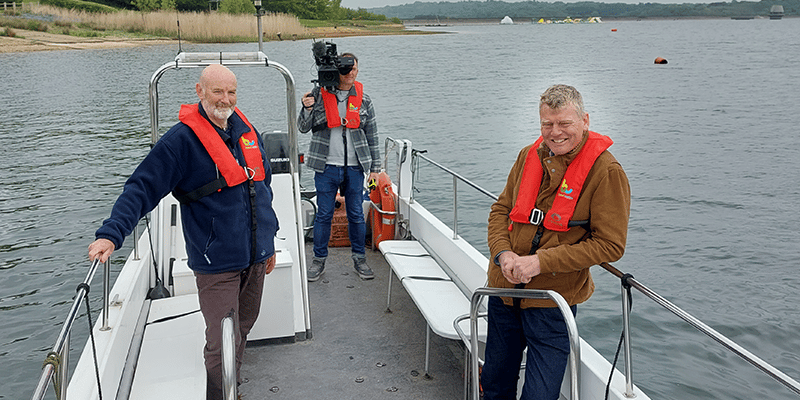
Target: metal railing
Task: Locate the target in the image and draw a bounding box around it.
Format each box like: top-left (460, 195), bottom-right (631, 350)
top-left (221, 312), bottom-right (237, 400)
top-left (454, 288), bottom-right (580, 400)
top-left (149, 51), bottom-right (311, 338)
top-left (32, 259), bottom-right (111, 400)
top-left (402, 145), bottom-right (800, 399)
top-left (600, 262), bottom-right (800, 398)
top-left (410, 150), bottom-right (498, 240)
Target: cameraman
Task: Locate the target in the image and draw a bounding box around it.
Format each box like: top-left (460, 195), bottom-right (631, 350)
top-left (298, 52), bottom-right (380, 282)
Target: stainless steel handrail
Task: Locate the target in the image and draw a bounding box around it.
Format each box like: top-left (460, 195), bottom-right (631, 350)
top-left (406, 148), bottom-right (800, 398)
top-left (148, 52), bottom-right (311, 338)
top-left (600, 262), bottom-right (800, 397)
top-left (221, 313), bottom-right (237, 400)
top-left (410, 151), bottom-right (497, 239)
top-left (31, 258), bottom-right (110, 400)
top-left (455, 288), bottom-right (580, 400)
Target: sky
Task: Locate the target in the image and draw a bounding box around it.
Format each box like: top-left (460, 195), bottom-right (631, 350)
top-left (342, 0), bottom-right (718, 11)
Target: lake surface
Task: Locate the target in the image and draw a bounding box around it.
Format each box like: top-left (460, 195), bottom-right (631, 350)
top-left (2, 17), bottom-right (799, 399)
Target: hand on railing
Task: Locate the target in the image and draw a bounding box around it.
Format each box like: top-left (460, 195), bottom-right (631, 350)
top-left (88, 238), bottom-right (115, 263)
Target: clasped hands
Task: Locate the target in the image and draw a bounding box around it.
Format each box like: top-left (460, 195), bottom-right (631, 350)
top-left (498, 251), bottom-right (541, 285)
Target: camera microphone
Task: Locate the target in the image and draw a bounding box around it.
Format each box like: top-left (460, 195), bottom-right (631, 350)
top-left (312, 41), bottom-right (327, 62)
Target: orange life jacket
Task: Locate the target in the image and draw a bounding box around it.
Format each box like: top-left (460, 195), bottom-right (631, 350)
top-left (321, 81), bottom-right (363, 129)
top-left (175, 104), bottom-right (265, 203)
top-left (508, 131), bottom-right (613, 232)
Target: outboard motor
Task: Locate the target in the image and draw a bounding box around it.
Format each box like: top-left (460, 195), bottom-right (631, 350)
top-left (262, 131), bottom-right (291, 174)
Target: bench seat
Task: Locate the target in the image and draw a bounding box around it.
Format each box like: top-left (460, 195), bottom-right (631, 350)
top-left (379, 239), bottom-right (488, 376)
top-left (381, 240), bottom-right (451, 280)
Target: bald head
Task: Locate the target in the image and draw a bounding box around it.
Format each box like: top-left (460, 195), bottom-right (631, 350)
top-left (196, 64), bottom-right (238, 129)
top-left (198, 64), bottom-right (237, 89)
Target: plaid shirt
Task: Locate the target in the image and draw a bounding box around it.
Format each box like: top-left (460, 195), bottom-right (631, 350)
top-left (298, 84), bottom-right (381, 174)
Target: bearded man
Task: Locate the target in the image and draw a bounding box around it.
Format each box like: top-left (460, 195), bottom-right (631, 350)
top-left (88, 64), bottom-right (279, 400)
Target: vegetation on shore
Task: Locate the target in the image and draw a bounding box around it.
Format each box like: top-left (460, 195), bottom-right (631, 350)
top-left (1, 1), bottom-right (406, 43)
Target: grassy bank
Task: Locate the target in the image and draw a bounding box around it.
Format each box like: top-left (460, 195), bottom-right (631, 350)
top-left (1, 4), bottom-right (307, 42)
top-left (1, 3), bottom-right (419, 44)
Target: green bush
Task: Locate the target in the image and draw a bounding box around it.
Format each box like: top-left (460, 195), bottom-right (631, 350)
top-left (218, 0), bottom-right (255, 14)
top-left (26, 19), bottom-right (49, 31)
top-left (41, 0), bottom-right (118, 13)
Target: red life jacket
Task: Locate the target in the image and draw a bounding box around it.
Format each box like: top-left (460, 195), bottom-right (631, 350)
top-left (178, 104), bottom-right (265, 198)
top-left (321, 81), bottom-right (363, 129)
top-left (508, 131), bottom-right (613, 232)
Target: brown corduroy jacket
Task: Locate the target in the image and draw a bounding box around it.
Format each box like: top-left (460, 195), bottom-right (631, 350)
top-left (487, 132), bottom-right (631, 308)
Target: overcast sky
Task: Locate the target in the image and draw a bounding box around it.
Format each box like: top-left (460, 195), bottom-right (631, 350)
top-left (343, 0), bottom-right (717, 10)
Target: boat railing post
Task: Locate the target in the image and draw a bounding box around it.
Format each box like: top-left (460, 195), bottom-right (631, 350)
top-left (410, 150), bottom-right (419, 205)
top-left (621, 282), bottom-right (635, 397)
top-left (221, 312), bottom-right (237, 400)
top-left (133, 223), bottom-right (140, 260)
top-left (101, 259), bottom-right (110, 331)
top-left (254, 0), bottom-right (264, 52)
top-left (452, 176), bottom-right (458, 239)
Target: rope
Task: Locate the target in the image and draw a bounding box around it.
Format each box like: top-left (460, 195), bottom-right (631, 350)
top-left (42, 351), bottom-right (62, 400)
top-left (77, 282), bottom-right (103, 400)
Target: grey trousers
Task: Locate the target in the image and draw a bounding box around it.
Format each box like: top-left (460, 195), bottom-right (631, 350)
top-left (195, 260), bottom-right (266, 400)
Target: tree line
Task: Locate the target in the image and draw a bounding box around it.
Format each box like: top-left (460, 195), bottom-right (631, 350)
top-left (66, 0), bottom-right (390, 20)
top-left (367, 0), bottom-right (798, 20)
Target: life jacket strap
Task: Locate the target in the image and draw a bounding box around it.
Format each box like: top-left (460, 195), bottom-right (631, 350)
top-left (173, 176), bottom-right (228, 204)
top-left (526, 207), bottom-right (588, 229)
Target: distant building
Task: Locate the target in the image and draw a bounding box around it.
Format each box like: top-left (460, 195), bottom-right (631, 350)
top-left (770, 5), bottom-right (784, 19)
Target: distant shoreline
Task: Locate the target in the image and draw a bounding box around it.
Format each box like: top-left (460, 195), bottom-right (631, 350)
top-left (4, 15), bottom-right (792, 53)
top-left (404, 15), bottom-right (796, 25)
top-left (0, 24), bottom-right (431, 54)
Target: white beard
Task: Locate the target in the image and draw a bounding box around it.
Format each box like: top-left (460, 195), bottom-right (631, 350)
top-left (210, 104), bottom-right (234, 121)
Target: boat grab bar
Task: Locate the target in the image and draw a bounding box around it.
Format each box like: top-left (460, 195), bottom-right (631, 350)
top-left (455, 288), bottom-right (580, 400)
top-left (221, 312), bottom-right (237, 400)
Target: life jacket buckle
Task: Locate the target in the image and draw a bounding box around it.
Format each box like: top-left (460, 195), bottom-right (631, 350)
top-left (245, 166), bottom-right (256, 180)
top-left (529, 208), bottom-right (544, 226)
top-left (341, 117), bottom-right (348, 127)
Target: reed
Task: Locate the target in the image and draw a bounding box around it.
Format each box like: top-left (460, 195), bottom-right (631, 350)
top-left (27, 3), bottom-right (307, 42)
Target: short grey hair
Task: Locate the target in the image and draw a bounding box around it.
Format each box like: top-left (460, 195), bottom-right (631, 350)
top-left (539, 84), bottom-right (585, 118)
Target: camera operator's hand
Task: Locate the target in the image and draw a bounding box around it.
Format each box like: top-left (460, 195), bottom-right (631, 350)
top-left (302, 92), bottom-right (315, 110)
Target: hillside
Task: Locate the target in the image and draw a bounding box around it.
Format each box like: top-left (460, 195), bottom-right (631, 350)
top-left (368, 0), bottom-right (798, 20)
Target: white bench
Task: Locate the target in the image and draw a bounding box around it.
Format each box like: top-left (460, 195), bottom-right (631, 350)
top-left (379, 239), bottom-right (489, 377)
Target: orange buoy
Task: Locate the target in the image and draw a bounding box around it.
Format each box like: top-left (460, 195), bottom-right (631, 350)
top-left (654, 57), bottom-right (668, 64)
top-left (369, 171), bottom-right (396, 247)
top-left (611, 28), bottom-right (617, 32)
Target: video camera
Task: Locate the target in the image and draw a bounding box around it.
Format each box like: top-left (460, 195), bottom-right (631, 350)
top-left (311, 41), bottom-right (355, 88)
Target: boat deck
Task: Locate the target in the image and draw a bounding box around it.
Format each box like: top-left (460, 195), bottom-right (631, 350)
top-left (238, 242), bottom-right (466, 399)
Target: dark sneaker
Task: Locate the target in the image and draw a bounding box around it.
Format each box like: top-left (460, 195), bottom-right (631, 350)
top-left (308, 257), bottom-right (325, 282)
top-left (353, 255), bottom-right (374, 280)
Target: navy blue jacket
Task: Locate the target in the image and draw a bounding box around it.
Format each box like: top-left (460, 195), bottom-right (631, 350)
top-left (96, 103), bottom-right (279, 274)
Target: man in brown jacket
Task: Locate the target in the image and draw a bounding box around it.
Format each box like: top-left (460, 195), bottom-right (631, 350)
top-left (482, 84), bottom-right (631, 400)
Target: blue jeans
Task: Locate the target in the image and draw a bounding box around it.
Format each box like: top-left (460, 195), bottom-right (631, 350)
top-left (481, 296), bottom-right (578, 400)
top-left (313, 165), bottom-right (366, 258)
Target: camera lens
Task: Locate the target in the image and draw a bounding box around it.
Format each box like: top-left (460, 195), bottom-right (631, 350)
top-left (337, 66), bottom-right (353, 75)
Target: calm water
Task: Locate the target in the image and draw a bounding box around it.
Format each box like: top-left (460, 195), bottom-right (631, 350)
top-left (2, 18), bottom-right (799, 399)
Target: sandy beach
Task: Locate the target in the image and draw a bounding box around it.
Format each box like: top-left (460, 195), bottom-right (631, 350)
top-left (1, 29), bottom-right (177, 53)
top-left (0, 24), bottom-right (422, 53)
